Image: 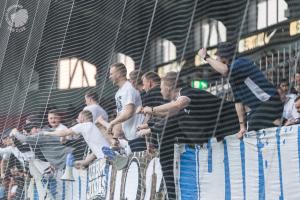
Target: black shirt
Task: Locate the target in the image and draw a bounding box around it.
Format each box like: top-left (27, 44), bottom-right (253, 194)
top-left (142, 86), bottom-right (164, 107)
top-left (178, 87), bottom-right (239, 141)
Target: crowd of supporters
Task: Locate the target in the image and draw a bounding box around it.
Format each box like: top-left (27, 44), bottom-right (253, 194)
top-left (1, 42), bottom-right (300, 199)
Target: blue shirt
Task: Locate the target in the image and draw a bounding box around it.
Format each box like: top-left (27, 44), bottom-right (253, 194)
top-left (229, 57), bottom-right (277, 111)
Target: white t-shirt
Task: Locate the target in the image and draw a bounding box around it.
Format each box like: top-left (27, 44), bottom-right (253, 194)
top-left (115, 81), bottom-right (144, 140)
top-left (283, 94), bottom-right (300, 120)
top-left (55, 123), bottom-right (68, 130)
top-left (84, 104), bottom-right (108, 123)
top-left (71, 122), bottom-right (109, 159)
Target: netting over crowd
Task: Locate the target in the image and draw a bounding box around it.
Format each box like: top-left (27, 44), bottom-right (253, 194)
top-left (0, 0), bottom-right (300, 199)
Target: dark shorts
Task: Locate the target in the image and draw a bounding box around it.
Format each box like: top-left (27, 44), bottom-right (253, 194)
top-left (248, 94), bottom-right (283, 131)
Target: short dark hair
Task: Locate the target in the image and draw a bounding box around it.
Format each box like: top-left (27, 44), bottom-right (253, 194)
top-left (48, 109), bottom-right (61, 116)
top-left (142, 71), bottom-right (161, 85)
top-left (85, 90), bottom-right (98, 102)
top-left (111, 63), bottom-right (127, 78)
top-left (26, 114), bottom-right (41, 123)
top-left (23, 122), bottom-right (40, 133)
top-left (279, 79), bottom-right (289, 86)
top-left (129, 70), bottom-right (143, 86)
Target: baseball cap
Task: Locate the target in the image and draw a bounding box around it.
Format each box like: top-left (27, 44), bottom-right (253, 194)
top-left (215, 42), bottom-right (236, 60)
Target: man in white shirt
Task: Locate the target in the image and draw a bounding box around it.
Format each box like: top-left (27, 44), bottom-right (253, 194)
top-left (277, 85), bottom-right (300, 124)
top-left (284, 94), bottom-right (299, 120)
top-left (84, 90), bottom-right (108, 122)
top-left (107, 63), bottom-right (145, 152)
top-left (45, 110), bottom-right (110, 168)
top-left (285, 96), bottom-right (300, 126)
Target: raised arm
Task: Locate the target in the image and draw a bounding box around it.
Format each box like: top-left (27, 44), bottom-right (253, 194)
top-left (141, 96), bottom-right (190, 116)
top-left (14, 131), bottom-right (48, 145)
top-left (44, 129), bottom-right (75, 137)
top-left (198, 48), bottom-right (229, 76)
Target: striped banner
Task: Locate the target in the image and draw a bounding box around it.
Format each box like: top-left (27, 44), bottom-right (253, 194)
top-left (66, 169), bottom-right (87, 200)
top-left (175, 125), bottom-right (300, 200)
top-left (28, 168), bottom-right (87, 200)
top-left (29, 154), bottom-right (163, 200)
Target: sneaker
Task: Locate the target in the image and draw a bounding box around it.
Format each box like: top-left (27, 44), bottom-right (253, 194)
top-left (102, 147), bottom-right (128, 170)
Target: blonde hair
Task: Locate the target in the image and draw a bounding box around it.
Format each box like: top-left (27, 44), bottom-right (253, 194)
top-left (80, 110), bottom-right (93, 122)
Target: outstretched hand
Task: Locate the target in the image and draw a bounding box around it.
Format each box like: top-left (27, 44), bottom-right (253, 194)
top-left (142, 106), bottom-right (152, 114)
top-left (136, 106), bottom-right (143, 114)
top-left (198, 48), bottom-right (207, 59)
top-left (74, 160), bottom-right (88, 169)
top-left (106, 122), bottom-right (114, 135)
top-left (137, 128), bottom-right (151, 137)
top-left (137, 123), bottom-right (149, 131)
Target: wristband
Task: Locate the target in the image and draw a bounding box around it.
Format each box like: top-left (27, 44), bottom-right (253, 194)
top-left (239, 122), bottom-right (244, 124)
top-left (204, 53), bottom-right (210, 61)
